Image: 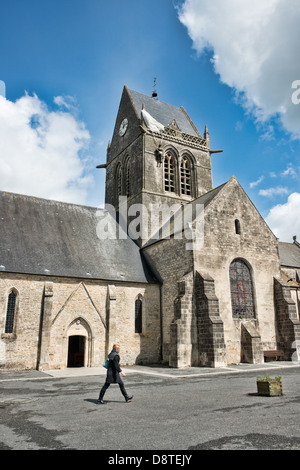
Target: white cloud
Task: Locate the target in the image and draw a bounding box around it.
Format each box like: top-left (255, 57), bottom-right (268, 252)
top-left (249, 176), bottom-right (264, 188)
top-left (0, 80), bottom-right (5, 98)
top-left (178, 0), bottom-right (300, 138)
top-left (0, 93), bottom-right (92, 204)
top-left (259, 186), bottom-right (289, 197)
top-left (265, 192), bottom-right (300, 241)
top-left (281, 165), bottom-right (297, 177)
top-left (53, 95), bottom-right (77, 111)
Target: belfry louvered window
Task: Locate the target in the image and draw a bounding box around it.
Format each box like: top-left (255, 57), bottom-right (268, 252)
top-left (116, 163), bottom-right (122, 198)
top-left (125, 158), bottom-right (130, 197)
top-left (230, 259), bottom-right (255, 319)
top-left (135, 298), bottom-right (142, 334)
top-left (5, 291), bottom-right (17, 333)
top-left (164, 153), bottom-right (175, 193)
top-left (180, 157), bottom-right (192, 195)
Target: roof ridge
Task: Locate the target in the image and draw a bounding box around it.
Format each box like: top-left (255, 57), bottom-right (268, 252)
top-left (142, 182), bottom-right (229, 249)
top-left (180, 106), bottom-right (201, 137)
top-left (0, 190), bottom-right (99, 211)
top-left (128, 88), bottom-right (182, 111)
top-left (193, 181), bottom-right (228, 203)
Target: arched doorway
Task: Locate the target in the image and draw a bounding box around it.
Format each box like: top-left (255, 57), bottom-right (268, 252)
top-left (66, 318), bottom-right (92, 368)
top-left (67, 335), bottom-right (85, 367)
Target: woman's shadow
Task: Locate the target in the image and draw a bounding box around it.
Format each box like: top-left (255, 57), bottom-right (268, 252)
top-left (84, 399), bottom-right (124, 405)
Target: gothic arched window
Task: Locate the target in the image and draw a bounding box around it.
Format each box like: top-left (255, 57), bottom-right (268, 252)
top-left (180, 156), bottom-right (193, 196)
top-left (125, 157), bottom-right (130, 197)
top-left (230, 259), bottom-right (255, 319)
top-left (164, 152), bottom-right (176, 193)
top-left (5, 290), bottom-right (17, 334)
top-left (135, 297), bottom-right (143, 334)
top-left (116, 163), bottom-right (122, 199)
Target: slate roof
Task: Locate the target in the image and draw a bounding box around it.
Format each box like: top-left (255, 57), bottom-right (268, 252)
top-left (0, 191), bottom-right (157, 283)
top-left (278, 242), bottom-right (300, 268)
top-left (128, 89), bottom-right (200, 136)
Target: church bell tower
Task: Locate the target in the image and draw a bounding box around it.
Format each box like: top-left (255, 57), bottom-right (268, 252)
top-left (99, 85), bottom-right (218, 244)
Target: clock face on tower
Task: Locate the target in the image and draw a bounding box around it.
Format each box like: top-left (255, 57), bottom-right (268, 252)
top-left (119, 118), bottom-right (128, 136)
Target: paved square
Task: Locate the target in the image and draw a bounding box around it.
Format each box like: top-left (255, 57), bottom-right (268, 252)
top-left (1, 363), bottom-right (300, 451)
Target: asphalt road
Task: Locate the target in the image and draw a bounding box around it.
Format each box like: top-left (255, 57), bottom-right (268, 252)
top-left (1, 363), bottom-right (300, 452)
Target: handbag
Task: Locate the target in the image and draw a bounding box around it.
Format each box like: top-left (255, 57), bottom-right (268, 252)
top-left (103, 359), bottom-right (109, 369)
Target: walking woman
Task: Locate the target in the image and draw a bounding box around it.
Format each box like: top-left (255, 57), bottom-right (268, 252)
top-left (98, 344), bottom-right (133, 404)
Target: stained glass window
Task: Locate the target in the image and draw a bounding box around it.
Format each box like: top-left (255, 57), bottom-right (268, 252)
top-left (230, 259), bottom-right (255, 319)
top-left (5, 291), bottom-right (16, 333)
top-left (135, 298), bottom-right (142, 333)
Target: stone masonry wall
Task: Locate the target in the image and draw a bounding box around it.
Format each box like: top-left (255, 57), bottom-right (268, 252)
top-left (195, 271), bottom-right (227, 367)
top-left (143, 236), bottom-right (194, 361)
top-left (143, 134), bottom-right (213, 200)
top-left (193, 177), bottom-right (280, 364)
top-left (274, 276), bottom-right (300, 360)
top-left (169, 271), bottom-right (195, 368)
top-left (0, 272), bottom-right (160, 370)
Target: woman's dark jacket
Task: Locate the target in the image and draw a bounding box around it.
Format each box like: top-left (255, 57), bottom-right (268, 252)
top-left (106, 350), bottom-right (123, 384)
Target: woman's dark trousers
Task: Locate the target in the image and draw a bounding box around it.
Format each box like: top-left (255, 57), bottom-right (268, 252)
top-left (99, 380), bottom-right (128, 400)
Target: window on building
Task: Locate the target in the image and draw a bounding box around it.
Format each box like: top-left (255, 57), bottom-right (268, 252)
top-left (125, 158), bottom-right (130, 197)
top-left (235, 219), bottom-right (241, 235)
top-left (5, 291), bottom-right (17, 333)
top-left (116, 163), bottom-right (122, 198)
top-left (230, 259), bottom-right (255, 319)
top-left (135, 297), bottom-right (143, 333)
top-left (180, 156), bottom-right (192, 195)
top-left (164, 152), bottom-right (176, 193)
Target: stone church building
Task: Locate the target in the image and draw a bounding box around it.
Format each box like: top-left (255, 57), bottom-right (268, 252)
top-left (1, 85), bottom-right (300, 370)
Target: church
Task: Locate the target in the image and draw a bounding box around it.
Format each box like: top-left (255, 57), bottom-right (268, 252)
top-left (1, 85), bottom-right (300, 370)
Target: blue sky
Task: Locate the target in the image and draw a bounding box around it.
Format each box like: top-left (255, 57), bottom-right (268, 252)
top-left (0, 0), bottom-right (300, 241)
